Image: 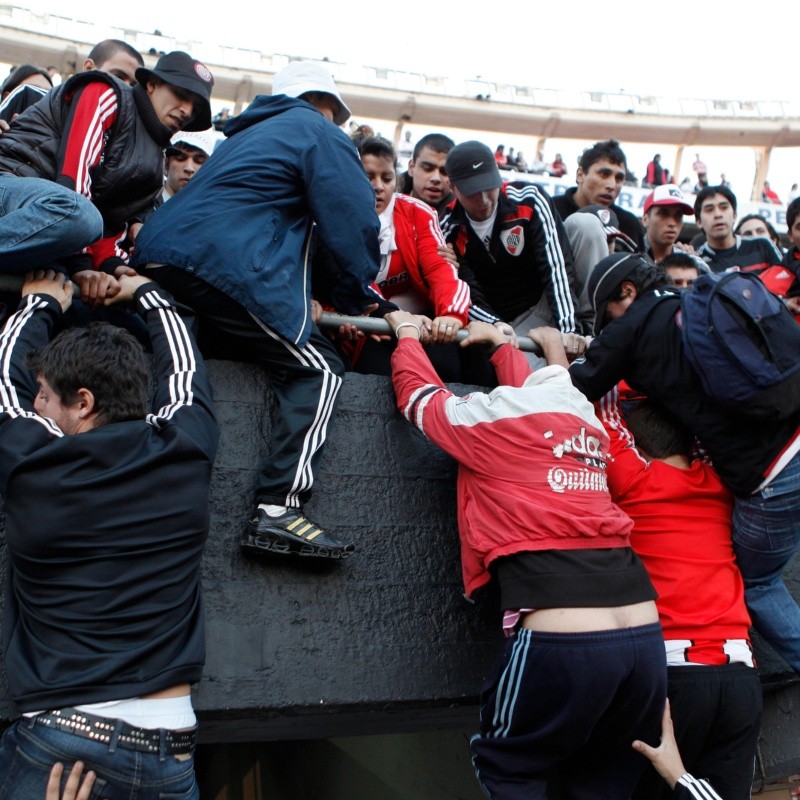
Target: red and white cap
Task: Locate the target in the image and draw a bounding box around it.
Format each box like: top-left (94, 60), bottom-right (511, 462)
top-left (643, 184), bottom-right (694, 216)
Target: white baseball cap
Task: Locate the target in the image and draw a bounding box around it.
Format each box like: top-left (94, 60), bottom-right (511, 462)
top-left (271, 61), bottom-right (351, 126)
top-left (169, 128), bottom-right (217, 158)
top-left (643, 184), bottom-right (694, 216)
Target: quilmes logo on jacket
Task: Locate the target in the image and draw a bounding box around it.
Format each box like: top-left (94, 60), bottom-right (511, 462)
top-left (546, 427), bottom-right (608, 493)
top-left (500, 225), bottom-right (524, 256)
top-left (550, 427), bottom-right (605, 466)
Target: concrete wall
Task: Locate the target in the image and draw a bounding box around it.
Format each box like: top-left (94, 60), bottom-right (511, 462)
top-left (1, 364), bottom-right (798, 782)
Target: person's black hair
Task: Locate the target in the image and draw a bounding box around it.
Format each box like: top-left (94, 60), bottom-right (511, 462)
top-left (735, 213), bottom-right (781, 247)
top-left (27, 323), bottom-right (149, 426)
top-left (0, 64), bottom-right (52, 97)
top-left (88, 39), bottom-right (144, 68)
top-left (787, 197), bottom-right (800, 232)
top-left (625, 400), bottom-right (694, 460)
top-left (658, 252), bottom-right (700, 272)
top-left (607, 259), bottom-right (671, 304)
top-left (357, 135), bottom-right (395, 164)
top-left (411, 132), bottom-right (455, 161)
top-left (578, 139), bottom-right (627, 172)
top-left (694, 184), bottom-right (737, 219)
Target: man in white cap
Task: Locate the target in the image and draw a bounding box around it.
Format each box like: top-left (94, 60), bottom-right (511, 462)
top-left (133, 61), bottom-right (393, 560)
top-left (163, 128), bottom-right (217, 201)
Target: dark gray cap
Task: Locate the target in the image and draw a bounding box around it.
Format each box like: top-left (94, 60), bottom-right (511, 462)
top-left (587, 252), bottom-right (651, 335)
top-left (135, 51), bottom-right (214, 132)
top-left (446, 141), bottom-right (503, 195)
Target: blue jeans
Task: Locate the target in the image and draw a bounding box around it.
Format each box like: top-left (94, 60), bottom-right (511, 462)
top-left (0, 173), bottom-right (102, 274)
top-left (0, 718), bottom-right (198, 800)
top-left (733, 448), bottom-right (800, 673)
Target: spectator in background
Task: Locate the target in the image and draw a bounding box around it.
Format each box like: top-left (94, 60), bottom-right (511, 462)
top-left (694, 174), bottom-right (709, 194)
top-left (396, 129), bottom-right (414, 172)
top-left (0, 64), bottom-right (52, 97)
top-left (659, 252), bottom-right (704, 289)
top-left (349, 123), bottom-right (375, 148)
top-left (494, 144), bottom-right (507, 167)
top-left (82, 39), bottom-right (142, 86)
top-left (679, 176), bottom-right (692, 193)
top-left (761, 180), bottom-right (781, 204)
top-left (783, 198), bottom-right (800, 270)
top-left (719, 173), bottom-right (731, 189)
top-left (0, 40), bottom-right (143, 128)
top-left (549, 152), bottom-right (568, 177)
top-left (735, 214), bottom-right (783, 251)
top-left (641, 185), bottom-right (695, 263)
top-left (530, 150), bottom-right (547, 174)
top-left (644, 154), bottom-right (667, 188)
top-left (694, 187), bottom-right (784, 284)
top-left (514, 150), bottom-right (528, 173)
top-left (789, 183), bottom-right (799, 202)
top-left (552, 139), bottom-right (645, 250)
top-left (504, 147), bottom-right (516, 170)
top-left (780, 198), bottom-right (800, 317)
top-left (692, 153), bottom-right (707, 180)
top-left (212, 107), bottom-right (230, 131)
top-left (0, 65), bottom-right (52, 123)
top-left (162, 129), bottom-right (216, 202)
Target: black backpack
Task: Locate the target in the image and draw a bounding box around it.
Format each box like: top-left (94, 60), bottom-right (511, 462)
top-left (680, 271), bottom-right (800, 419)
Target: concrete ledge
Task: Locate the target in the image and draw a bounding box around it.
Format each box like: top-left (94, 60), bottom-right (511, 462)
top-left (1, 363), bottom-right (798, 780)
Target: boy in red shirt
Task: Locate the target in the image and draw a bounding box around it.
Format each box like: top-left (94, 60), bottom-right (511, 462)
top-left (598, 389), bottom-right (761, 800)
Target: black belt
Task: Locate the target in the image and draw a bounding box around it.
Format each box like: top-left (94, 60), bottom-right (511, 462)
top-left (32, 708), bottom-right (197, 755)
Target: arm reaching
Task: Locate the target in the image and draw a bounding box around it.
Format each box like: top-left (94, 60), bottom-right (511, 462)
top-left (528, 326), bottom-right (569, 368)
top-left (0, 273), bottom-right (71, 492)
top-left (135, 282), bottom-right (220, 461)
top-left (632, 702), bottom-right (723, 799)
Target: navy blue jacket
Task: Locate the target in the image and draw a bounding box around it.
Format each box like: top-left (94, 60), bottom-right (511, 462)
top-left (133, 95), bottom-right (382, 345)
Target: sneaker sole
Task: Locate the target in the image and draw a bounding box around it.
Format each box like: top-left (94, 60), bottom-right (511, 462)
top-left (241, 532), bottom-right (355, 560)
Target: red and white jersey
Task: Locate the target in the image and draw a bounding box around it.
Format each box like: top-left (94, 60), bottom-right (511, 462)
top-left (57, 81), bottom-right (124, 270)
top-left (58, 82), bottom-right (118, 200)
top-left (373, 194), bottom-right (470, 324)
top-left (391, 339), bottom-right (633, 597)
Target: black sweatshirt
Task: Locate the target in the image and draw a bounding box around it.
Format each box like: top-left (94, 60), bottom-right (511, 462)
top-left (569, 289), bottom-right (800, 497)
top-left (0, 285), bottom-right (219, 711)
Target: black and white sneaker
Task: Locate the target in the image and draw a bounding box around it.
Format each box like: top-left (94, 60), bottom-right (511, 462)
top-left (241, 508), bottom-right (355, 559)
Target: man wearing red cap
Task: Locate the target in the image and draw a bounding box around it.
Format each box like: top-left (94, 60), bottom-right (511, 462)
top-left (0, 51), bottom-right (213, 306)
top-left (641, 185), bottom-right (695, 263)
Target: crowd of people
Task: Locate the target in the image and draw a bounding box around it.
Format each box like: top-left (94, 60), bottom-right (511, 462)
top-left (0, 38), bottom-right (799, 800)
